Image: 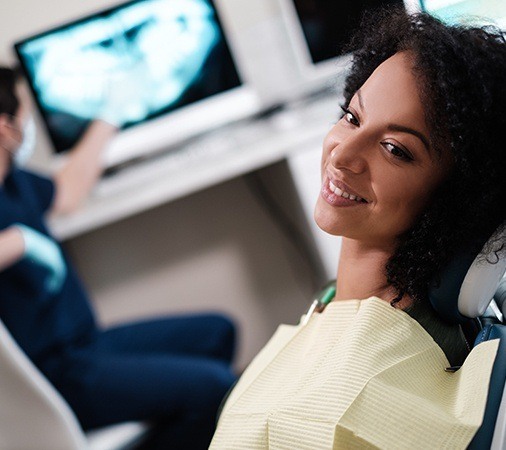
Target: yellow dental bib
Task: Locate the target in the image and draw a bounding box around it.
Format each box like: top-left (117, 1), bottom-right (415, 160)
top-left (210, 297), bottom-right (498, 450)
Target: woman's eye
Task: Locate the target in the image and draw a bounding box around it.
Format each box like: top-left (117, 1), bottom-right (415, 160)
top-left (340, 106), bottom-right (359, 126)
top-left (383, 142), bottom-right (414, 161)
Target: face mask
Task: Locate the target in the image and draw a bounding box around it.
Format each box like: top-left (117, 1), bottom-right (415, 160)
top-left (14, 116), bottom-right (36, 166)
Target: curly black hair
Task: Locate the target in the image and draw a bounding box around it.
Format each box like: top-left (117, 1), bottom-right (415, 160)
top-left (342, 9), bottom-right (506, 305)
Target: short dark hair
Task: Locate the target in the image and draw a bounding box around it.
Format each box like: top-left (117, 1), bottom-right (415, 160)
top-left (342, 9), bottom-right (506, 304)
top-left (0, 67), bottom-right (20, 117)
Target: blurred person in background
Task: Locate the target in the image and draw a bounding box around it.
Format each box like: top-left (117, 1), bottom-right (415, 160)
top-left (0, 66), bottom-right (236, 450)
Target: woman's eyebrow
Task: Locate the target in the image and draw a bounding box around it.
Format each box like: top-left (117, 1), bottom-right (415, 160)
top-left (387, 124), bottom-right (431, 153)
top-left (356, 89), bottom-right (431, 153)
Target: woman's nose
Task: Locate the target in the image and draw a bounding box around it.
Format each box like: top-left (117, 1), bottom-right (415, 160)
top-left (329, 134), bottom-right (368, 174)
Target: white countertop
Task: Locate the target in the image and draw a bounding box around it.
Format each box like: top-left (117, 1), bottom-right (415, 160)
top-left (49, 93), bottom-right (339, 241)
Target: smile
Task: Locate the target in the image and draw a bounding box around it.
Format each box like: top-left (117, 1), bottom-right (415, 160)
top-left (328, 180), bottom-right (367, 203)
top-left (320, 178), bottom-right (369, 208)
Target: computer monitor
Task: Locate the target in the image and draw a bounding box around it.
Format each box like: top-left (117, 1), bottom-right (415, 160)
top-left (14, 0), bottom-right (260, 168)
top-left (404, 0), bottom-right (506, 28)
top-left (277, 0), bottom-right (405, 97)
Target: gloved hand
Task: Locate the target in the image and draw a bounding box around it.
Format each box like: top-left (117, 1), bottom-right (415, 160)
top-left (15, 224), bottom-right (67, 294)
top-left (98, 66), bottom-right (149, 127)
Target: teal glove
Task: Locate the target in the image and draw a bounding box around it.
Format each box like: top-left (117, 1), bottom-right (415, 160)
top-left (15, 224), bottom-right (67, 294)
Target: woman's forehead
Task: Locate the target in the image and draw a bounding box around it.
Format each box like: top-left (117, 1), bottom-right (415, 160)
top-left (352, 52), bottom-right (429, 139)
top-left (353, 52), bottom-right (426, 126)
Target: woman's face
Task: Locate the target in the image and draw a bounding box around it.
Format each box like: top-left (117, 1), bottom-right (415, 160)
top-left (315, 51), bottom-right (451, 247)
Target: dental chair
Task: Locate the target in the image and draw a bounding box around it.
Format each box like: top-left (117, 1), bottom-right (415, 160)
top-left (427, 226), bottom-right (506, 450)
top-left (0, 316), bottom-right (150, 450)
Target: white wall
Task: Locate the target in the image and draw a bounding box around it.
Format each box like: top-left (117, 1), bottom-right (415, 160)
top-left (64, 172), bottom-right (318, 369)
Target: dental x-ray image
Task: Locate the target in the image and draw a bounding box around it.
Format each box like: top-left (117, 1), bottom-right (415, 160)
top-left (15, 0), bottom-right (241, 153)
top-left (421, 0), bottom-right (506, 29)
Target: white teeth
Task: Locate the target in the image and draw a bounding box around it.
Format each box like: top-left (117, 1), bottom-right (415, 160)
top-left (328, 180), bottom-right (364, 203)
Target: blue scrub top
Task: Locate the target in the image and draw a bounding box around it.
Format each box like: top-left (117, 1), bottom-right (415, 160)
top-left (0, 168), bottom-right (96, 364)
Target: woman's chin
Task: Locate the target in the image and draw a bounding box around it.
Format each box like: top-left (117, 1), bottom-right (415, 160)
top-left (313, 208), bottom-right (344, 237)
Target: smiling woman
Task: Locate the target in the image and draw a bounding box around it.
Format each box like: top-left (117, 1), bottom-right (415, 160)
top-left (316, 52), bottom-right (452, 251)
top-left (340, 9), bottom-right (506, 309)
top-left (210, 7), bottom-right (506, 450)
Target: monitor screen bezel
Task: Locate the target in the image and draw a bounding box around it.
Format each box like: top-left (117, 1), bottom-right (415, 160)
top-left (13, 0), bottom-right (261, 168)
top-left (403, 0), bottom-right (422, 13)
top-left (276, 0), bottom-right (351, 90)
top-left (276, 0), bottom-right (410, 99)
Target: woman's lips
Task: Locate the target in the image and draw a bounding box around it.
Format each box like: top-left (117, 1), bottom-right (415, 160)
top-left (321, 177), bottom-right (368, 207)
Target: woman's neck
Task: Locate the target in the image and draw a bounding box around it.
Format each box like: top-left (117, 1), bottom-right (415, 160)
top-left (335, 237), bottom-right (412, 308)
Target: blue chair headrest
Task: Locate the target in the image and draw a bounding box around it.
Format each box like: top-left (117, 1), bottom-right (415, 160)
top-left (428, 225), bottom-right (506, 324)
